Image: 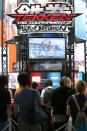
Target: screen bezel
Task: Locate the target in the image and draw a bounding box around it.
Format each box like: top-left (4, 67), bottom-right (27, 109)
top-left (28, 37), bottom-right (66, 60)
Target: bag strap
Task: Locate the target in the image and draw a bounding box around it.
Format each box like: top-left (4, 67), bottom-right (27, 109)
top-left (72, 95), bottom-right (87, 111)
top-left (83, 99), bottom-right (87, 111)
top-left (72, 95), bottom-right (80, 111)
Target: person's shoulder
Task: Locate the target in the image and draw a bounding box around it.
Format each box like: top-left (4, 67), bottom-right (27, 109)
top-left (34, 89), bottom-right (39, 93)
top-left (15, 88), bottom-right (25, 96)
top-left (44, 87), bottom-right (48, 90)
top-left (42, 87), bottom-right (46, 91)
top-left (54, 87), bottom-right (60, 90)
top-left (3, 89), bottom-right (11, 96)
top-left (68, 87), bottom-right (76, 95)
top-left (52, 87), bottom-right (60, 94)
top-left (33, 89), bottom-right (40, 95)
top-left (15, 87), bottom-right (22, 94)
top-left (51, 87), bottom-right (57, 92)
top-left (41, 87), bottom-right (48, 94)
top-left (56, 87), bottom-right (62, 91)
top-left (45, 87), bottom-right (54, 93)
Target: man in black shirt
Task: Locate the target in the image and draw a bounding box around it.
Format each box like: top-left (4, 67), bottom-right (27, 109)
top-left (51, 76), bottom-right (75, 131)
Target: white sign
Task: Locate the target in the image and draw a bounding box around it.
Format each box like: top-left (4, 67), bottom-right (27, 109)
top-left (8, 2), bottom-right (80, 34)
top-left (74, 43), bottom-right (85, 72)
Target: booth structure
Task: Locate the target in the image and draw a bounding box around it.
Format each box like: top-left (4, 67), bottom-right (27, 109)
top-left (0, 0), bottom-right (87, 88)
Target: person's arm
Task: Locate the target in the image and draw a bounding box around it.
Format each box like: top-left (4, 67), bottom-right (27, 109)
top-left (7, 104), bottom-right (12, 117)
top-left (41, 97), bottom-right (46, 105)
top-left (41, 89), bottom-right (46, 105)
top-left (14, 94), bottom-right (19, 116)
top-left (66, 96), bottom-right (71, 116)
top-left (66, 105), bottom-right (70, 116)
top-left (6, 91), bottom-right (12, 117)
top-left (13, 104), bottom-right (19, 116)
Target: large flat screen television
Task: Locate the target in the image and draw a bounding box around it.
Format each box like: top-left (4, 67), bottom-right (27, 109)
top-left (30, 72), bottom-right (61, 88)
top-left (29, 38), bottom-right (66, 59)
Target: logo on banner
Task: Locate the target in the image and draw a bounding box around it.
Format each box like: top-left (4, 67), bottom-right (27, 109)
top-left (8, 2), bottom-right (81, 34)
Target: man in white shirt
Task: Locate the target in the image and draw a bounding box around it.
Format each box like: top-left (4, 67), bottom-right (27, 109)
top-left (41, 80), bottom-right (55, 131)
top-left (41, 80), bottom-right (54, 107)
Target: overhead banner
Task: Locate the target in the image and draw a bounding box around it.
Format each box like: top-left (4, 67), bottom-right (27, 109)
top-left (4, 0), bottom-right (17, 41)
top-left (8, 2), bottom-right (81, 34)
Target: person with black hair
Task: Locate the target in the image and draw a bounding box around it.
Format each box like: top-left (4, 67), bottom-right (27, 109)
top-left (0, 74), bottom-right (11, 130)
top-left (41, 80), bottom-right (55, 106)
top-left (31, 81), bottom-right (38, 89)
top-left (14, 72), bottom-right (41, 131)
top-left (41, 80), bottom-right (55, 131)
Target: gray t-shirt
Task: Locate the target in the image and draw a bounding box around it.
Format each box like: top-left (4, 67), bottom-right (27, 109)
top-left (41, 87), bottom-right (55, 106)
top-left (14, 88), bottom-right (41, 121)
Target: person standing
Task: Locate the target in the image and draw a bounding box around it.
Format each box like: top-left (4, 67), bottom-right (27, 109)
top-left (41, 80), bottom-right (55, 106)
top-left (41, 80), bottom-right (55, 131)
top-left (51, 76), bottom-right (75, 131)
top-left (66, 81), bottom-right (87, 131)
top-left (14, 72), bottom-right (41, 131)
top-left (0, 75), bottom-right (11, 130)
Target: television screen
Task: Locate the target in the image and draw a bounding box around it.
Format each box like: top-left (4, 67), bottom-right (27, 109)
top-left (29, 38), bottom-right (65, 59)
top-left (75, 72), bottom-right (84, 85)
top-left (29, 61), bottom-right (62, 71)
top-left (8, 73), bottom-right (19, 89)
top-left (30, 72), bottom-right (61, 88)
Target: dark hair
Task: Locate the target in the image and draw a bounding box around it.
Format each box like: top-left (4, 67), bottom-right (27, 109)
top-left (32, 81), bottom-right (38, 89)
top-left (17, 72), bottom-right (29, 87)
top-left (0, 75), bottom-right (8, 87)
top-left (45, 80), bottom-right (53, 87)
top-left (60, 76), bottom-right (66, 86)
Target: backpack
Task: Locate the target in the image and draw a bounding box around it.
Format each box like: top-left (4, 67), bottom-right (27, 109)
top-left (44, 88), bottom-right (54, 107)
top-left (72, 95), bottom-right (87, 131)
top-left (23, 90), bottom-right (48, 125)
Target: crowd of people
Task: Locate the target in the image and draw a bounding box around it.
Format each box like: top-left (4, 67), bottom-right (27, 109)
top-left (0, 72), bottom-right (87, 131)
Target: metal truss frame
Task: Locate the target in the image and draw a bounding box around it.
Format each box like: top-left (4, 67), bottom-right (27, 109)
top-left (1, 0), bottom-right (8, 73)
top-left (65, 27), bottom-right (75, 86)
top-left (1, 0), bottom-right (75, 75)
top-left (18, 35), bottom-right (28, 72)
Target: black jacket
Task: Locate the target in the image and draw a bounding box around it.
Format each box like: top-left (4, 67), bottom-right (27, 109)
top-left (51, 86), bottom-right (75, 115)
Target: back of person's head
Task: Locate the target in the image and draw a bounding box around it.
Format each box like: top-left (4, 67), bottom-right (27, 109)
top-left (0, 74), bottom-right (8, 88)
top-left (32, 81), bottom-right (38, 89)
top-left (75, 81), bottom-right (87, 95)
top-left (60, 76), bottom-right (71, 88)
top-left (60, 76), bottom-right (66, 86)
top-left (44, 80), bottom-right (53, 87)
top-left (17, 72), bottom-right (29, 87)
